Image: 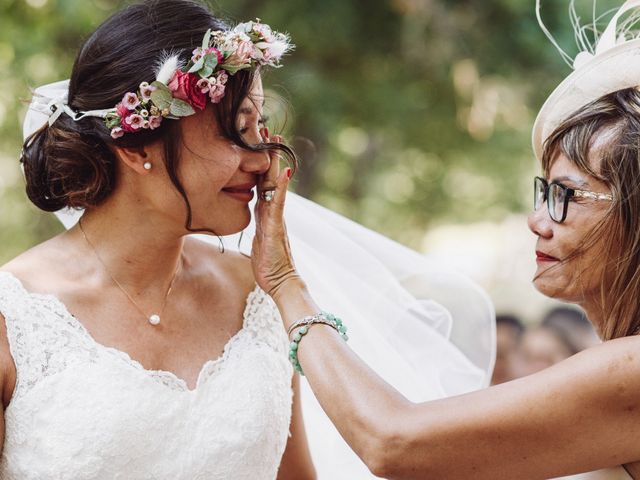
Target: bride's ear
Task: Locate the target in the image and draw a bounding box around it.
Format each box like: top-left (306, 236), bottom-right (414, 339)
top-left (113, 144), bottom-right (161, 174)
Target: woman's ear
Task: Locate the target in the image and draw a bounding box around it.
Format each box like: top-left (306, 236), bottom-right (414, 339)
top-left (113, 142), bottom-right (163, 174)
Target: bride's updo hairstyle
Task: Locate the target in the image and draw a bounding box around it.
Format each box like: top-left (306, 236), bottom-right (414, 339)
top-left (21, 0), bottom-right (295, 230)
top-left (541, 88), bottom-right (640, 340)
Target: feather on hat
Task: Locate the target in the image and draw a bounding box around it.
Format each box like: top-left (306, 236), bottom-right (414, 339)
top-left (533, 0), bottom-right (640, 160)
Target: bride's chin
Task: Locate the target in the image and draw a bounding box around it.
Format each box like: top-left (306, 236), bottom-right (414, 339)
top-left (190, 213), bottom-right (251, 237)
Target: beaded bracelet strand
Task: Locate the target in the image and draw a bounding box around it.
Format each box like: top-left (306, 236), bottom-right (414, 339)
top-left (288, 312), bottom-right (348, 375)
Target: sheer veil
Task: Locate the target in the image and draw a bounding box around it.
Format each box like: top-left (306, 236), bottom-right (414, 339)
top-left (24, 81), bottom-right (495, 478)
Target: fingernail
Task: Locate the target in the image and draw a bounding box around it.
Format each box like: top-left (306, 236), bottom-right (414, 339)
top-left (286, 167), bottom-right (292, 178)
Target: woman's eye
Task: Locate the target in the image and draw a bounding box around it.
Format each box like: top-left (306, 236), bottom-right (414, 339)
top-left (239, 116), bottom-right (269, 136)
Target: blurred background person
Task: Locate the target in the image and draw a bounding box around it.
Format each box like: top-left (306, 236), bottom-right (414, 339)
top-left (542, 306), bottom-right (600, 351)
top-left (491, 313), bottom-right (525, 385)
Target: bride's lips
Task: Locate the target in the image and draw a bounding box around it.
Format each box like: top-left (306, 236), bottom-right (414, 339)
top-left (536, 250), bottom-right (560, 262)
top-left (222, 183), bottom-right (255, 202)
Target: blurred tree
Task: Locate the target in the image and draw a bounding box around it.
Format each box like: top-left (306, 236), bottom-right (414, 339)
top-left (0, 0), bottom-right (622, 263)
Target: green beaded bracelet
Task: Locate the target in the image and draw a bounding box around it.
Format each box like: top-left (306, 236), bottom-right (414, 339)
top-left (288, 311), bottom-right (348, 375)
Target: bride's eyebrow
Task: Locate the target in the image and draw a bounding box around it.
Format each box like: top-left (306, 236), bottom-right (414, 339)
top-left (238, 99), bottom-right (266, 115)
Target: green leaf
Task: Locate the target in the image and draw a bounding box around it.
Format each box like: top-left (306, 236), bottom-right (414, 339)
top-left (222, 63), bottom-right (251, 75)
top-left (201, 28), bottom-right (212, 49)
top-left (204, 52), bottom-right (219, 70)
top-left (105, 116), bottom-right (121, 129)
top-left (199, 65), bottom-right (213, 78)
top-left (170, 99), bottom-right (195, 117)
top-left (150, 82), bottom-right (173, 110)
top-left (150, 80), bottom-right (170, 92)
top-left (188, 57), bottom-right (204, 73)
top-left (196, 53), bottom-right (220, 77)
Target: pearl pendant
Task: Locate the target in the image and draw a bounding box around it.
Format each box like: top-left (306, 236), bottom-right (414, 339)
top-left (149, 314), bottom-right (161, 326)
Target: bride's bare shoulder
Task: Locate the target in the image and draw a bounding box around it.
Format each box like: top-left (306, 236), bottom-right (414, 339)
top-left (185, 237), bottom-right (255, 292)
top-left (1, 235), bottom-right (72, 292)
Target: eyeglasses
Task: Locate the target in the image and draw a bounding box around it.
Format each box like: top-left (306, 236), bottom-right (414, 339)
top-left (533, 176), bottom-right (613, 223)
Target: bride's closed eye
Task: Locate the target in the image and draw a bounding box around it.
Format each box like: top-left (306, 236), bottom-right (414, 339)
top-left (239, 115), bottom-right (269, 136)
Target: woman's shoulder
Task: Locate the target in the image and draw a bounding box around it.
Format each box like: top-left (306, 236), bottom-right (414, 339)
top-left (1, 235), bottom-right (72, 293)
top-left (185, 236), bottom-right (255, 295)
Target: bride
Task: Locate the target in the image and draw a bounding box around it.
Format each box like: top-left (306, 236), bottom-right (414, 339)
top-left (1, 0), bottom-right (494, 478)
top-left (0, 1), bottom-right (315, 478)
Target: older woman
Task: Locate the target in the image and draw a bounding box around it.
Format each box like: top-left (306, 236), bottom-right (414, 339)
top-left (252, 1), bottom-right (640, 478)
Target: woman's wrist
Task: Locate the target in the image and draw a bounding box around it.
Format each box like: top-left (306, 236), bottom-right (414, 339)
top-left (270, 277), bottom-right (320, 330)
top-left (270, 276), bottom-right (308, 304)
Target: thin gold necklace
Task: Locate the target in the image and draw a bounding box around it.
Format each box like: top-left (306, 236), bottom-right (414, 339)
top-left (78, 219), bottom-right (181, 326)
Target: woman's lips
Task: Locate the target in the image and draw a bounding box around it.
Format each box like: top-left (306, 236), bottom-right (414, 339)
top-left (222, 184), bottom-right (255, 202)
top-left (536, 250), bottom-right (560, 262)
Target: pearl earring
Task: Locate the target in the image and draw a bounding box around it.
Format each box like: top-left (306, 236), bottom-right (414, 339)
top-left (143, 162), bottom-right (152, 170)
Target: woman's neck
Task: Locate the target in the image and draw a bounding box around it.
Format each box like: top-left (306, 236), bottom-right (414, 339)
top-left (70, 196), bottom-right (186, 295)
top-left (579, 300), bottom-right (605, 340)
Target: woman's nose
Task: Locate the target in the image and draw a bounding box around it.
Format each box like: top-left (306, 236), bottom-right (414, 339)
top-left (527, 203), bottom-right (553, 238)
top-left (240, 147), bottom-right (270, 175)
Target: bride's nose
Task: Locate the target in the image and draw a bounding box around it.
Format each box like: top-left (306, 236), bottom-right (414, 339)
top-left (240, 148), bottom-right (270, 175)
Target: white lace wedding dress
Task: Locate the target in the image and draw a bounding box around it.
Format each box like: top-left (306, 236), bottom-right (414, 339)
top-left (0, 271), bottom-right (293, 480)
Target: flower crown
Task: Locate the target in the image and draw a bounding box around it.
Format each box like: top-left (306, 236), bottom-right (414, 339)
top-left (104, 20), bottom-right (293, 139)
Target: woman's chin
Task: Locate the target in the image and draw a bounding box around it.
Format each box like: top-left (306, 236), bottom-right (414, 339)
top-left (532, 277), bottom-right (583, 304)
top-left (188, 209), bottom-right (252, 236)
top-left (532, 277), bottom-right (565, 300)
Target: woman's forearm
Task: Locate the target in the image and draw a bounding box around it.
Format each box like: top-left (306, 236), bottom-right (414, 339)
top-left (271, 279), bottom-right (414, 475)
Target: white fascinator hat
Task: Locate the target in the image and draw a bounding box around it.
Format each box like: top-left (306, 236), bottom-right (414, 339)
top-left (533, 0), bottom-right (640, 160)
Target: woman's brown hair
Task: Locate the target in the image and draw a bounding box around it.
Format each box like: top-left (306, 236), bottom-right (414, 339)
top-left (541, 88), bottom-right (640, 340)
top-left (21, 0), bottom-right (296, 233)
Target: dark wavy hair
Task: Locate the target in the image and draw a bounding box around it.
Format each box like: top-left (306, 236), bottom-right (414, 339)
top-left (21, 0), bottom-right (296, 234)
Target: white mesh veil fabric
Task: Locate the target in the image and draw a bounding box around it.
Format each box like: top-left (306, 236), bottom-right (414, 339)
top-left (23, 81), bottom-right (495, 479)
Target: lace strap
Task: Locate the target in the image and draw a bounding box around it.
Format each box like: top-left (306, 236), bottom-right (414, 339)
top-left (0, 272), bottom-right (90, 400)
top-left (0, 272), bottom-right (31, 322)
top-left (242, 287), bottom-right (289, 355)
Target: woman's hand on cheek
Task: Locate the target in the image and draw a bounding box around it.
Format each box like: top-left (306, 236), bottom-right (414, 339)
top-left (252, 134), bottom-right (302, 300)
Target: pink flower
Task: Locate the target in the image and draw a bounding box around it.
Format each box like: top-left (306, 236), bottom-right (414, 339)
top-left (261, 47), bottom-right (273, 63)
top-left (216, 71), bottom-right (229, 85)
top-left (122, 92), bottom-right (140, 110)
top-left (149, 115), bottom-right (162, 129)
top-left (139, 83), bottom-right (156, 102)
top-left (116, 103), bottom-right (137, 132)
top-left (192, 47), bottom-right (204, 63)
top-left (116, 102), bottom-right (129, 119)
top-left (253, 23), bottom-right (274, 42)
top-left (226, 40), bottom-right (254, 67)
top-left (209, 82), bottom-right (226, 103)
top-left (196, 78), bottom-right (211, 94)
top-left (125, 114), bottom-right (144, 130)
top-left (142, 120), bottom-right (150, 129)
top-left (167, 70), bottom-right (207, 110)
top-left (110, 127), bottom-right (124, 139)
top-left (204, 47), bottom-right (223, 64)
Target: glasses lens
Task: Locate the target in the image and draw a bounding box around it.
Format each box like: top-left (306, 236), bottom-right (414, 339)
top-left (549, 183), bottom-right (566, 222)
top-left (534, 178), bottom-right (546, 211)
